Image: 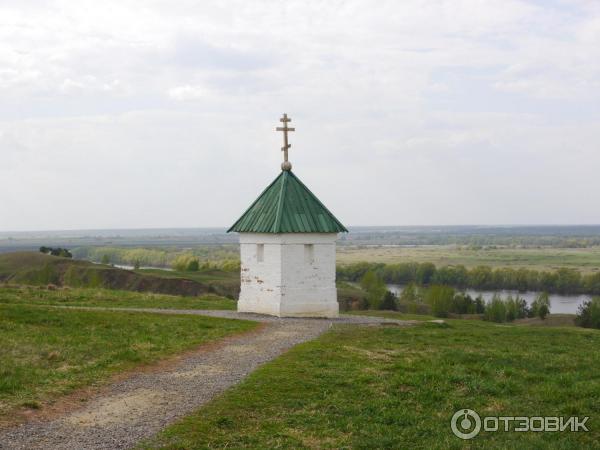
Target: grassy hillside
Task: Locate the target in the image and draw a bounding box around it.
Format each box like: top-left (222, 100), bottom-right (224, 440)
top-left (0, 304), bottom-right (255, 424)
top-left (0, 286), bottom-right (236, 310)
top-left (141, 319), bottom-right (600, 449)
top-left (0, 252), bottom-right (212, 297)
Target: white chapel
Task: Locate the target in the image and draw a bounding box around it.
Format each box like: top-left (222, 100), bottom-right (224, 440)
top-left (228, 114), bottom-right (347, 318)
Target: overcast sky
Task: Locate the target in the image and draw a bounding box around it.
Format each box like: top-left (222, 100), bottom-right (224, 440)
top-left (1, 1), bottom-right (599, 231)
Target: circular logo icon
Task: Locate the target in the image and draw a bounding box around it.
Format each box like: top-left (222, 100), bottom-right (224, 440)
top-left (451, 409), bottom-right (481, 440)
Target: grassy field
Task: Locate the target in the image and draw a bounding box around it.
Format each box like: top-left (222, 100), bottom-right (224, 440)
top-left (141, 319), bottom-right (600, 449)
top-left (337, 245), bottom-right (600, 273)
top-left (0, 252), bottom-right (212, 296)
top-left (0, 303), bottom-right (255, 423)
top-left (0, 286), bottom-right (236, 310)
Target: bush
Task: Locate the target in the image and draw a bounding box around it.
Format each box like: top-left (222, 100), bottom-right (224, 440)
top-left (40, 247), bottom-right (72, 258)
top-left (172, 254), bottom-right (200, 272)
top-left (379, 291), bottom-right (398, 310)
top-left (425, 285), bottom-right (455, 318)
top-left (530, 292), bottom-right (551, 320)
top-left (186, 259), bottom-right (200, 272)
top-left (450, 293), bottom-right (476, 314)
top-left (484, 294), bottom-right (507, 323)
top-left (575, 298), bottom-right (600, 329)
top-left (360, 270), bottom-right (387, 309)
top-left (474, 295), bottom-right (485, 314)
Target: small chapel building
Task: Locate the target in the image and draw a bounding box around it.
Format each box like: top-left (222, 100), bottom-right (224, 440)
top-left (228, 114), bottom-right (347, 318)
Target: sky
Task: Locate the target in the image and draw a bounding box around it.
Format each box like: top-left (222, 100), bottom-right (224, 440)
top-left (1, 0), bottom-right (599, 231)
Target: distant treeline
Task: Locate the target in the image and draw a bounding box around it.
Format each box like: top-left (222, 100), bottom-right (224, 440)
top-left (340, 227), bottom-right (600, 248)
top-left (337, 262), bottom-right (600, 296)
top-left (72, 246), bottom-right (239, 271)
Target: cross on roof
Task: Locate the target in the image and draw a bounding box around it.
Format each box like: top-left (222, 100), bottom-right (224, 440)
top-left (276, 113), bottom-right (295, 171)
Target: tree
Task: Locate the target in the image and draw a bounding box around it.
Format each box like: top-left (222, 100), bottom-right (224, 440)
top-left (530, 292), bottom-right (551, 320)
top-left (474, 295), bottom-right (486, 314)
top-left (133, 259), bottom-right (141, 270)
top-left (484, 294), bottom-right (507, 323)
top-left (40, 247), bottom-right (72, 258)
top-left (186, 259), bottom-right (200, 272)
top-left (360, 270), bottom-right (387, 309)
top-left (425, 285), bottom-right (455, 318)
top-left (400, 283), bottom-right (418, 303)
top-left (505, 295), bottom-right (517, 322)
top-left (416, 263), bottom-right (436, 285)
top-left (575, 298), bottom-right (600, 329)
top-left (379, 291), bottom-right (398, 310)
top-left (101, 254), bottom-right (110, 265)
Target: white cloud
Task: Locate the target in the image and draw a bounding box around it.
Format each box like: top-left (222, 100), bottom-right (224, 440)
top-left (167, 84), bottom-right (211, 101)
top-left (0, 0), bottom-right (599, 230)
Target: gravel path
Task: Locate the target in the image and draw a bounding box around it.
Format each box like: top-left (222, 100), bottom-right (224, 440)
top-left (0, 309), bottom-right (413, 450)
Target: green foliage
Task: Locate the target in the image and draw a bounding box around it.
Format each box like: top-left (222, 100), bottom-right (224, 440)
top-left (71, 245), bottom-right (240, 272)
top-left (530, 292), bottom-right (551, 320)
top-left (575, 297), bottom-right (600, 329)
top-left (338, 260), bottom-right (600, 296)
top-left (425, 285), bottom-right (455, 318)
top-left (360, 270), bottom-right (386, 309)
top-left (379, 290), bottom-right (397, 310)
top-left (101, 254), bottom-right (111, 265)
top-left (39, 247), bottom-right (72, 258)
top-left (450, 292), bottom-right (476, 314)
top-left (484, 294), bottom-right (507, 323)
top-left (399, 282), bottom-right (418, 303)
top-left (186, 259), bottom-right (200, 272)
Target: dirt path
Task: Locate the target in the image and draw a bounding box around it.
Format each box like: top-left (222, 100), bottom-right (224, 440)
top-left (0, 310), bottom-right (413, 450)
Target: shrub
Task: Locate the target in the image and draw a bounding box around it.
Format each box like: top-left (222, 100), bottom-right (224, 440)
top-left (575, 298), bottom-right (600, 329)
top-left (360, 270), bottom-right (387, 309)
top-left (40, 247), bottom-right (72, 258)
top-left (530, 292), bottom-right (551, 320)
top-left (186, 259), bottom-right (200, 272)
top-left (425, 285), bottom-right (455, 318)
top-left (505, 295), bottom-right (517, 322)
top-left (484, 294), bottom-right (507, 323)
top-left (474, 295), bottom-right (485, 314)
top-left (450, 293), bottom-right (476, 314)
top-left (172, 254), bottom-right (199, 272)
top-left (379, 291), bottom-right (398, 310)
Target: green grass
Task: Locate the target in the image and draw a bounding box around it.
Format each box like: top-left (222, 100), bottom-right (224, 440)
top-left (345, 310), bottom-right (437, 321)
top-left (0, 286), bottom-right (236, 310)
top-left (138, 268), bottom-right (240, 298)
top-left (0, 304), bottom-right (255, 421)
top-left (0, 252), bottom-right (212, 297)
top-left (337, 245), bottom-right (600, 273)
top-left (141, 320), bottom-right (600, 449)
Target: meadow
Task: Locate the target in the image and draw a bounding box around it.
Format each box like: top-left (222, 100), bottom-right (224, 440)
top-left (337, 245), bottom-right (600, 273)
top-left (141, 317), bottom-right (600, 449)
top-left (0, 291), bottom-right (254, 426)
top-left (0, 286), bottom-right (236, 310)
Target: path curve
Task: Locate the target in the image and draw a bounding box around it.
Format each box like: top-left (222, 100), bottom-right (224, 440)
top-left (0, 309), bottom-right (413, 450)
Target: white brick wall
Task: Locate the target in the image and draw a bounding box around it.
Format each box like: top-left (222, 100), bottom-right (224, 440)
top-left (237, 233), bottom-right (339, 317)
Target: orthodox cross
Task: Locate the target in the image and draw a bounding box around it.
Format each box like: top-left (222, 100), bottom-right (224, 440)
top-left (276, 113), bottom-right (295, 170)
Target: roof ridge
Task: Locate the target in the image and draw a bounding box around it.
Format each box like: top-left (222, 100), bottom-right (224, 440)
top-left (288, 171), bottom-right (347, 231)
top-left (226, 172), bottom-right (284, 233)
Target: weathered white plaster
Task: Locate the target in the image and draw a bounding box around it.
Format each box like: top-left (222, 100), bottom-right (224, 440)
top-left (237, 233), bottom-right (339, 318)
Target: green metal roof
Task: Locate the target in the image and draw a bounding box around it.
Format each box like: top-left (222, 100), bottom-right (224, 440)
top-left (228, 170), bottom-right (347, 233)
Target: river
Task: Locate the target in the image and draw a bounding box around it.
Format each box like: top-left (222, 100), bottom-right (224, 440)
top-left (386, 284), bottom-right (590, 315)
